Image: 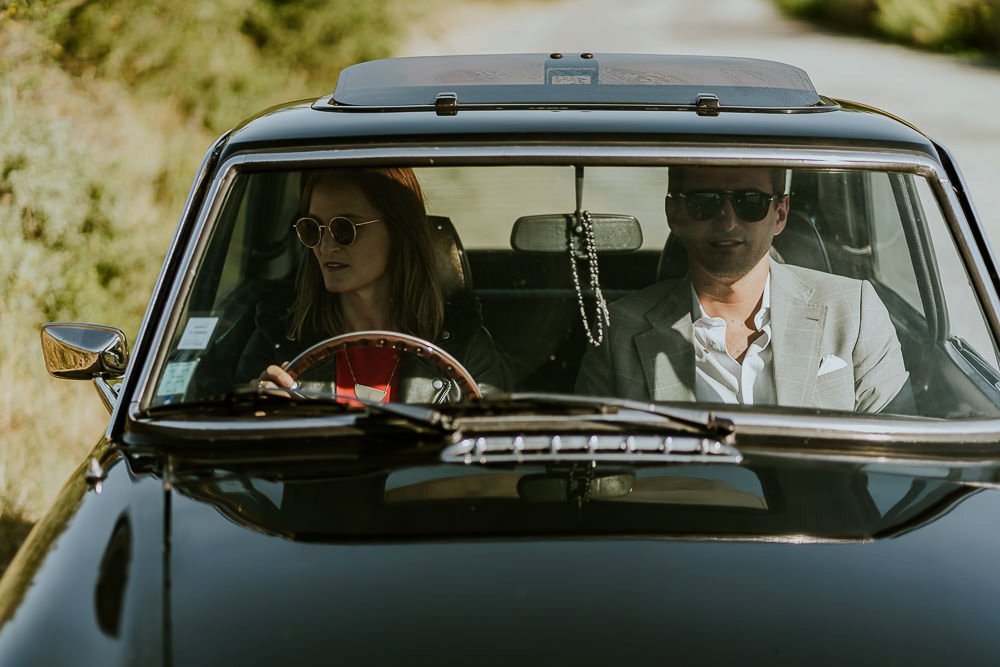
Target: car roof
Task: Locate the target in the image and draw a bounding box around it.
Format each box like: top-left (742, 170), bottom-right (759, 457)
top-left (218, 53), bottom-right (941, 163)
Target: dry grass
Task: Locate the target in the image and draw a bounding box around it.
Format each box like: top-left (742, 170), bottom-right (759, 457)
top-left (0, 18), bottom-right (207, 533)
top-left (0, 505), bottom-right (31, 574)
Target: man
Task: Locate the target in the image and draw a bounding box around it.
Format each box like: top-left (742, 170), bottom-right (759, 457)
top-left (575, 166), bottom-right (911, 413)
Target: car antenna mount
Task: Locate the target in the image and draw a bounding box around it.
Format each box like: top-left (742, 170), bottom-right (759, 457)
top-left (568, 165), bottom-right (610, 346)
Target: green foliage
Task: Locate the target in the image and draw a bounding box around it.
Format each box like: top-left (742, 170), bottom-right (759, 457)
top-left (0, 91), bottom-right (147, 351)
top-left (774, 0), bottom-right (879, 33)
top-left (50, 0), bottom-right (407, 133)
top-left (0, 0), bottom-right (433, 524)
top-left (774, 0), bottom-right (1000, 56)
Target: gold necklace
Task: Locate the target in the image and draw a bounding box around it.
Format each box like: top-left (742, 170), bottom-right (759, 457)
top-left (343, 349), bottom-right (400, 402)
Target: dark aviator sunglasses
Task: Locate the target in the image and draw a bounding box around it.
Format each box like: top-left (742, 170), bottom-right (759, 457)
top-left (667, 189), bottom-right (782, 222)
top-left (293, 216), bottom-right (381, 248)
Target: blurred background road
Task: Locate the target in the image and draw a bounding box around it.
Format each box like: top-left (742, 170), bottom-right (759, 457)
top-left (403, 0), bottom-right (1000, 246)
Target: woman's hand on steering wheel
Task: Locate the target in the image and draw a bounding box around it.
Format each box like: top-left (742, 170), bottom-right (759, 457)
top-left (258, 362), bottom-right (295, 390)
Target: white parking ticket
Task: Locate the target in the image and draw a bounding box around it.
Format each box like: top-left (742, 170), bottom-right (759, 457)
top-left (177, 317), bottom-right (219, 350)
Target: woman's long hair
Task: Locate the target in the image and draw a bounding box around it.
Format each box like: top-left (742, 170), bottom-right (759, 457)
top-left (287, 167), bottom-right (445, 341)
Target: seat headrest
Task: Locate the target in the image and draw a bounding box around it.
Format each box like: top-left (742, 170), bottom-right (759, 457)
top-left (657, 234), bottom-right (689, 281)
top-left (428, 215), bottom-right (473, 298)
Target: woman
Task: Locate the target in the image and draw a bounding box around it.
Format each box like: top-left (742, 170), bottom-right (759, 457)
top-left (237, 167), bottom-right (506, 402)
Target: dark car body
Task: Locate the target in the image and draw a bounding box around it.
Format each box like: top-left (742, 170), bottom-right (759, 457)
top-left (5, 54), bottom-right (1000, 666)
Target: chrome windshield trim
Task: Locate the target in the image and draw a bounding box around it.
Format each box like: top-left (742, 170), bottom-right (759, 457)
top-left (197, 144), bottom-right (948, 171)
top-left (128, 147), bottom-right (238, 423)
top-left (930, 144), bottom-right (1000, 346)
top-left (129, 415), bottom-right (364, 440)
top-left (311, 100), bottom-right (842, 115)
top-left (94, 377), bottom-right (120, 414)
top-left (116, 132), bottom-right (230, 437)
top-left (721, 410), bottom-right (1000, 445)
top-left (128, 143), bottom-right (1000, 436)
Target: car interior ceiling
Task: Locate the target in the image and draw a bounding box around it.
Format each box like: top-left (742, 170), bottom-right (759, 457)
top-left (183, 167), bottom-right (1000, 419)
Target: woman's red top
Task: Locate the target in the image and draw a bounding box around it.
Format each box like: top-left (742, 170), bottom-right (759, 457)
top-left (334, 347), bottom-right (401, 403)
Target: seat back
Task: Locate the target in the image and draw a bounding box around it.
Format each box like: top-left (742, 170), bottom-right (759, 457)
top-left (774, 209), bottom-right (831, 273)
top-left (428, 215), bottom-right (474, 299)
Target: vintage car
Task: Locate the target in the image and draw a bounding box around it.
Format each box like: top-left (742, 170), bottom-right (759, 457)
top-left (3, 53), bottom-right (1000, 664)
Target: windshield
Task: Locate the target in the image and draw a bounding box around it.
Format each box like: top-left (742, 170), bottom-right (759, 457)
top-left (149, 162), bottom-right (1000, 421)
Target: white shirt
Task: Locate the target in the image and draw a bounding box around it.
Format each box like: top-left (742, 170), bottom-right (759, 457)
top-left (691, 275), bottom-right (775, 405)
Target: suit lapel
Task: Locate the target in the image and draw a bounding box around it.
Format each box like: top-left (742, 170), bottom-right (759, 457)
top-left (634, 279), bottom-right (696, 401)
top-left (770, 262), bottom-right (826, 407)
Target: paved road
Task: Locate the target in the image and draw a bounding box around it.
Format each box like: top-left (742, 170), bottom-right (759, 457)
top-left (402, 0), bottom-right (1000, 247)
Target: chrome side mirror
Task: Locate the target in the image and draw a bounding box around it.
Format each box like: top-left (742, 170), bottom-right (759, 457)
top-left (40, 323), bottom-right (128, 380)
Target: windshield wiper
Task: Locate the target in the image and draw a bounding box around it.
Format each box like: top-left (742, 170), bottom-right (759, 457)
top-left (139, 390), bottom-right (739, 463)
top-left (141, 385), bottom-right (450, 431)
top-left (142, 386), bottom-right (354, 417)
top-left (438, 393), bottom-right (741, 465)
top-left (447, 392), bottom-right (734, 438)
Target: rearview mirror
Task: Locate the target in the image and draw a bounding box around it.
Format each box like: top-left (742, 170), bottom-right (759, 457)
top-left (511, 213), bottom-right (643, 253)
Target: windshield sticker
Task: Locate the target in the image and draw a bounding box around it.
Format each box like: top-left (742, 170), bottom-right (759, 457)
top-left (157, 360), bottom-right (199, 396)
top-left (177, 316), bottom-right (219, 350)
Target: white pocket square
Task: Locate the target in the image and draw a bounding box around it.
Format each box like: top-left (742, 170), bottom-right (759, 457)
top-left (817, 354), bottom-right (848, 376)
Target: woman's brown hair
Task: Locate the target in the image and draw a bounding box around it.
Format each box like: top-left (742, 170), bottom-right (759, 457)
top-left (287, 167), bottom-right (445, 341)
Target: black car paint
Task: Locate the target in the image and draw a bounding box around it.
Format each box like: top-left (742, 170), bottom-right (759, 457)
top-left (1, 435), bottom-right (998, 666)
top-left (0, 444), bottom-right (166, 666)
top-left (8, 56), bottom-right (999, 666)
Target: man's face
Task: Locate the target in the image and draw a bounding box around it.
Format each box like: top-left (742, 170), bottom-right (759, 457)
top-left (665, 167), bottom-right (788, 283)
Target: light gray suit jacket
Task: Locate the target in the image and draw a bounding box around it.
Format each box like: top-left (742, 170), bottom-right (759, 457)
top-left (576, 261), bottom-right (909, 412)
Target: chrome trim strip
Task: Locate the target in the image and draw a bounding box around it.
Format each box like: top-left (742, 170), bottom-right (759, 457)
top-left (440, 434), bottom-right (742, 465)
top-left (126, 415), bottom-right (374, 444)
top-left (192, 145), bottom-right (947, 171)
top-left (123, 138), bottom-right (229, 423)
top-left (131, 415), bottom-right (361, 435)
top-left (746, 448), bottom-right (1000, 468)
top-left (311, 100), bottom-right (842, 115)
top-left (126, 143), bottom-right (1000, 439)
top-left (115, 132), bottom-right (229, 437)
top-left (674, 535), bottom-right (873, 545)
top-left (129, 165), bottom-right (239, 420)
top-left (94, 377), bottom-right (119, 414)
top-left (930, 146), bottom-right (1000, 345)
top-left (721, 410), bottom-right (1000, 444)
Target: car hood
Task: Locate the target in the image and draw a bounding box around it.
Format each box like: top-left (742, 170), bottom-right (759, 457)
top-left (167, 456), bottom-right (1000, 665)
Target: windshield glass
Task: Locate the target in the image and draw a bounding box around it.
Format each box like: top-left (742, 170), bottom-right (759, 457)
top-left (150, 163), bottom-right (1000, 421)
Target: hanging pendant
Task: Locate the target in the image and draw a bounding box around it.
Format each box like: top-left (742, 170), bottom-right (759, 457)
top-left (354, 383), bottom-right (387, 402)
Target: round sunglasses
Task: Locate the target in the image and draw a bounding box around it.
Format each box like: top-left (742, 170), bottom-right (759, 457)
top-left (293, 216), bottom-right (382, 248)
top-left (667, 189), bottom-right (781, 222)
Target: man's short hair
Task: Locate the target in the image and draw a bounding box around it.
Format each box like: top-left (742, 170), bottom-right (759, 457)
top-left (667, 166), bottom-right (786, 195)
